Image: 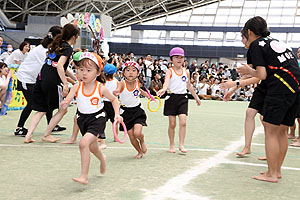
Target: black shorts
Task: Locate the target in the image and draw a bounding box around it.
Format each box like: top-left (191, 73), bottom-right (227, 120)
top-left (32, 80), bottom-right (63, 112)
top-left (120, 104), bottom-right (147, 131)
top-left (104, 101), bottom-right (114, 123)
top-left (163, 94), bottom-right (188, 116)
top-left (248, 88), bottom-right (265, 114)
top-left (262, 93), bottom-right (300, 126)
top-left (77, 109), bottom-right (106, 139)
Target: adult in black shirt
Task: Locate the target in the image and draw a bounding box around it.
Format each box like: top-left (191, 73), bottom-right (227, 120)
top-left (237, 16), bottom-right (300, 183)
top-left (24, 24), bottom-right (79, 143)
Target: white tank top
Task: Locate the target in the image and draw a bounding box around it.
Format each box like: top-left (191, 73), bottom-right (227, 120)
top-left (103, 78), bottom-right (118, 101)
top-left (167, 67), bottom-right (188, 94)
top-left (119, 79), bottom-right (141, 108)
top-left (76, 81), bottom-right (104, 114)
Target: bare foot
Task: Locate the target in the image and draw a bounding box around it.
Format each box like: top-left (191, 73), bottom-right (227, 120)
top-left (168, 146), bottom-right (176, 153)
top-left (179, 146), bottom-right (187, 153)
top-left (260, 171), bottom-right (282, 179)
top-left (141, 141), bottom-right (147, 154)
top-left (61, 139), bottom-right (76, 144)
top-left (135, 153), bottom-right (143, 159)
top-left (290, 141), bottom-right (300, 147)
top-left (252, 174), bottom-right (278, 183)
top-left (24, 138), bottom-right (36, 143)
top-left (72, 177), bottom-right (88, 185)
top-left (100, 155), bottom-right (106, 174)
top-left (42, 135), bottom-right (61, 143)
top-left (288, 134), bottom-right (296, 139)
top-left (99, 143), bottom-right (107, 149)
top-left (258, 156), bottom-right (267, 160)
top-left (236, 148), bottom-right (251, 157)
top-left (291, 138), bottom-right (298, 142)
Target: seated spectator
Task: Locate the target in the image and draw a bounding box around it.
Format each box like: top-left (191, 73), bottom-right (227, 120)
top-left (0, 44), bottom-right (13, 62)
top-left (0, 62), bottom-right (12, 109)
top-left (149, 73), bottom-right (162, 96)
top-left (211, 79), bottom-right (221, 100)
top-left (5, 41), bottom-right (30, 65)
top-left (197, 77), bottom-right (212, 100)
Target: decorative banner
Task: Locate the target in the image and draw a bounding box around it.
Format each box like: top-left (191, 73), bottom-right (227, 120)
top-left (7, 64), bottom-right (27, 110)
top-left (84, 13), bottom-right (90, 28)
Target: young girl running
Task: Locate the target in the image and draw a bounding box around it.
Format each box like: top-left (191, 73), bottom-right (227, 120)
top-left (238, 16), bottom-right (300, 183)
top-left (61, 52), bottom-right (122, 184)
top-left (99, 63), bottom-right (119, 148)
top-left (24, 23), bottom-right (79, 143)
top-left (157, 47), bottom-right (201, 153)
top-left (114, 61), bottom-right (150, 159)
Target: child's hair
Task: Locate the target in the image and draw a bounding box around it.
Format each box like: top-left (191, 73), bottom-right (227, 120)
top-left (48, 23), bottom-right (79, 55)
top-left (19, 41), bottom-right (30, 51)
top-left (97, 73), bottom-right (106, 84)
top-left (104, 73), bottom-right (114, 80)
top-left (241, 16), bottom-right (270, 39)
top-left (40, 26), bottom-right (62, 48)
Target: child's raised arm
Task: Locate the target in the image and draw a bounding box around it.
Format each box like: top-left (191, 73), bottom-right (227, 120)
top-left (186, 70), bottom-right (201, 106)
top-left (60, 82), bottom-right (79, 109)
top-left (157, 69), bottom-right (171, 97)
top-left (113, 80), bottom-right (124, 96)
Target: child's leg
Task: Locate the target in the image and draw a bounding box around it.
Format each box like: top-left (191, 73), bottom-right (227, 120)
top-left (127, 128), bottom-right (143, 159)
top-left (276, 126), bottom-right (288, 178)
top-left (89, 139), bottom-right (106, 174)
top-left (178, 114), bottom-right (187, 153)
top-left (62, 114), bottom-right (79, 144)
top-left (133, 124), bottom-right (147, 154)
top-left (99, 139), bottom-right (107, 149)
top-left (42, 108), bottom-right (67, 142)
top-left (168, 116), bottom-right (176, 153)
top-left (288, 122), bottom-right (296, 139)
top-left (0, 89), bottom-right (6, 108)
top-left (237, 108), bottom-right (258, 157)
top-left (24, 111), bottom-right (46, 143)
top-left (72, 132), bottom-right (97, 184)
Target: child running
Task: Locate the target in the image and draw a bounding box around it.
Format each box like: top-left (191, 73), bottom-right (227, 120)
top-left (114, 61), bottom-right (150, 159)
top-left (99, 63), bottom-right (119, 148)
top-left (61, 52), bottom-right (122, 184)
top-left (157, 47), bottom-right (201, 153)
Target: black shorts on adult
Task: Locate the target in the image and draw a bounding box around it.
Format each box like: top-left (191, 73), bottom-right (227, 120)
top-left (32, 80), bottom-right (63, 112)
top-left (120, 104), bottom-right (147, 131)
top-left (262, 93), bottom-right (300, 126)
top-left (104, 101), bottom-right (114, 123)
top-left (163, 94), bottom-right (188, 116)
top-left (248, 88), bottom-right (265, 114)
top-left (77, 109), bottom-right (106, 139)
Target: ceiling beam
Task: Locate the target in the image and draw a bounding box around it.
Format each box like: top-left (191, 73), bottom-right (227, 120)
top-left (102, 0), bottom-right (130, 15)
top-left (58, 0), bottom-right (91, 16)
top-left (9, 0), bottom-right (47, 20)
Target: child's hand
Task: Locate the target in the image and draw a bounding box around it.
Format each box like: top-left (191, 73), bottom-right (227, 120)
top-left (195, 97), bottom-right (201, 106)
top-left (60, 100), bottom-right (69, 110)
top-left (113, 89), bottom-right (120, 96)
top-left (114, 115), bottom-right (123, 123)
top-left (156, 89), bottom-right (166, 97)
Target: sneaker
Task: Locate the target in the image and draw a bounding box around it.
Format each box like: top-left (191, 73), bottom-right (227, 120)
top-left (52, 125), bottom-right (66, 132)
top-left (14, 127), bottom-right (28, 137)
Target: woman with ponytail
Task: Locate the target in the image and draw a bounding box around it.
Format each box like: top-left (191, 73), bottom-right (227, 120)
top-left (15, 26), bottom-right (63, 136)
top-left (24, 23), bottom-right (79, 143)
top-left (237, 16), bottom-right (300, 183)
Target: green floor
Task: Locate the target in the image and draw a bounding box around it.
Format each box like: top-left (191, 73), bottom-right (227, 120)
top-left (0, 99), bottom-right (300, 200)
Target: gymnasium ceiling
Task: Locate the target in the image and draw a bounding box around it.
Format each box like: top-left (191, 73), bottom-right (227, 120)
top-left (0, 0), bottom-right (222, 29)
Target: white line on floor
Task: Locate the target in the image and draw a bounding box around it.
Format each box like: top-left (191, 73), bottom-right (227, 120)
top-left (143, 126), bottom-right (265, 200)
top-left (252, 142), bottom-right (300, 150)
top-left (225, 160), bottom-right (300, 171)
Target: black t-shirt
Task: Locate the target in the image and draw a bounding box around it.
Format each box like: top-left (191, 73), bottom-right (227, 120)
top-left (247, 49), bottom-right (267, 93)
top-left (247, 37), bottom-right (300, 95)
top-left (40, 42), bottom-right (73, 85)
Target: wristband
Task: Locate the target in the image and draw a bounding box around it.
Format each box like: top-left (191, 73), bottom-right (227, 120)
top-left (236, 80), bottom-right (240, 87)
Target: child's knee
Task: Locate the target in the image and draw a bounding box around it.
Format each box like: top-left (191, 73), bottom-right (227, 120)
top-left (179, 121), bottom-right (186, 128)
top-left (79, 140), bottom-right (88, 150)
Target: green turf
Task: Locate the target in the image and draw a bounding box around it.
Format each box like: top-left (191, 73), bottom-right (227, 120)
top-left (0, 99), bottom-right (300, 200)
